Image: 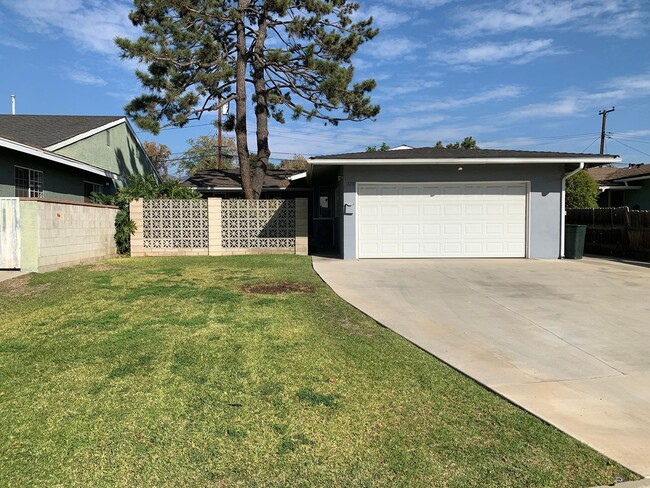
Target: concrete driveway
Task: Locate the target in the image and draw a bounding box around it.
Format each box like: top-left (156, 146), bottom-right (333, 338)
top-left (313, 257), bottom-right (650, 477)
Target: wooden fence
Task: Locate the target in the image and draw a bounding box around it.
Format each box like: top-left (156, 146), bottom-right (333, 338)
top-left (566, 207), bottom-right (650, 261)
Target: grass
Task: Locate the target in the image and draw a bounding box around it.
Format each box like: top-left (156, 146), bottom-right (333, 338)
top-left (0, 255), bottom-right (636, 487)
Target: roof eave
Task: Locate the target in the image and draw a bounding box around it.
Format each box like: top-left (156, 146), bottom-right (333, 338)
top-left (613, 174), bottom-right (650, 183)
top-left (309, 156), bottom-right (621, 165)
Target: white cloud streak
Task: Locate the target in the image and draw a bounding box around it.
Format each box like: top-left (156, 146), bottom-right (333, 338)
top-left (5, 0), bottom-right (137, 56)
top-left (66, 69), bottom-right (107, 86)
top-left (430, 39), bottom-right (566, 66)
top-left (502, 72), bottom-right (650, 121)
top-left (452, 0), bottom-right (648, 39)
top-left (367, 37), bottom-right (424, 59)
top-left (424, 85), bottom-right (525, 110)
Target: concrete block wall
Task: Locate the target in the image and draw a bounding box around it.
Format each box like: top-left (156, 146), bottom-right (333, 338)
top-left (20, 199), bottom-right (118, 273)
top-left (131, 197), bottom-right (309, 257)
top-left (295, 198), bottom-right (308, 256)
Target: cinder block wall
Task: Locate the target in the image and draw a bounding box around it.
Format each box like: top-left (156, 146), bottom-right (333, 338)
top-left (20, 199), bottom-right (118, 273)
top-left (131, 198), bottom-right (309, 257)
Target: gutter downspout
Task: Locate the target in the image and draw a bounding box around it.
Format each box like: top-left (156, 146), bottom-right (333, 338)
top-left (560, 162), bottom-right (584, 258)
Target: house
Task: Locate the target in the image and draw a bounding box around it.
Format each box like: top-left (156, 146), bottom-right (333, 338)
top-left (307, 147), bottom-right (620, 259)
top-left (587, 164), bottom-right (650, 209)
top-left (182, 168), bottom-right (309, 199)
top-left (0, 115), bottom-right (157, 202)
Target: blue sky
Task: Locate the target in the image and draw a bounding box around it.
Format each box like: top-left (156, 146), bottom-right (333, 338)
top-left (1, 0), bottom-right (649, 170)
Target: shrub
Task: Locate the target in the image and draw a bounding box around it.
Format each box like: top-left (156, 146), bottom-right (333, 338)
top-left (566, 170), bottom-right (599, 209)
top-left (92, 174), bottom-right (201, 254)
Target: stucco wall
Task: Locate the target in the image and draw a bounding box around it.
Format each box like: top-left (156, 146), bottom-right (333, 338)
top-left (340, 164), bottom-right (566, 259)
top-left (0, 147), bottom-right (112, 201)
top-left (20, 199), bottom-right (118, 272)
top-left (54, 123), bottom-right (154, 179)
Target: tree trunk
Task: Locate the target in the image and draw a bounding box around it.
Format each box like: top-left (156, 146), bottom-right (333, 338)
top-left (235, 1), bottom-right (253, 199)
top-left (251, 12), bottom-right (270, 200)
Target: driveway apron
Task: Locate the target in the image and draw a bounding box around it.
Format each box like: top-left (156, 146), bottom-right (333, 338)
top-left (313, 257), bottom-right (650, 477)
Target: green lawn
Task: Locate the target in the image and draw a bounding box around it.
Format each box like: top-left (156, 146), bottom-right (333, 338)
top-left (0, 256), bottom-right (636, 487)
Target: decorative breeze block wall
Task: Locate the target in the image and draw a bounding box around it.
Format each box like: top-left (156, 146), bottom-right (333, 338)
top-left (221, 199), bottom-right (295, 249)
top-left (143, 199), bottom-right (209, 250)
top-left (131, 198), bottom-right (308, 257)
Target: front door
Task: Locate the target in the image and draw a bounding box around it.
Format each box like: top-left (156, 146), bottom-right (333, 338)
top-left (0, 198), bottom-right (21, 269)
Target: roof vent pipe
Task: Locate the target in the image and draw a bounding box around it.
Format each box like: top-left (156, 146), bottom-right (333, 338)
top-left (11, 94), bottom-right (15, 115)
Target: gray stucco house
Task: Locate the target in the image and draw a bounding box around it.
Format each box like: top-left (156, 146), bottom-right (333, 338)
top-left (0, 115), bottom-right (157, 202)
top-left (307, 147), bottom-right (620, 259)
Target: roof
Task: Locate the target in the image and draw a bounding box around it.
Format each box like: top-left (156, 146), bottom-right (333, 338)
top-left (0, 114), bottom-right (123, 149)
top-left (311, 147), bottom-right (620, 162)
top-left (182, 168), bottom-right (309, 190)
top-left (587, 164), bottom-right (650, 185)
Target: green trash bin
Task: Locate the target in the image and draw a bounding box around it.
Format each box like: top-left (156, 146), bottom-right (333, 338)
top-left (565, 224), bottom-right (587, 259)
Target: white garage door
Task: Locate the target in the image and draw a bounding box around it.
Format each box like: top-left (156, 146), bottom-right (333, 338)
top-left (357, 182), bottom-right (527, 258)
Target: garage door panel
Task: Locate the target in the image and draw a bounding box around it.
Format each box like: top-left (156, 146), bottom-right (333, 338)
top-left (358, 182), bottom-right (527, 258)
top-left (423, 224), bottom-right (441, 235)
top-left (402, 205), bottom-right (420, 217)
top-left (423, 205), bottom-right (441, 216)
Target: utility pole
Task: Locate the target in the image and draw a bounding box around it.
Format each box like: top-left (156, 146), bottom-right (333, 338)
top-left (217, 102), bottom-right (223, 170)
top-left (598, 107), bottom-right (615, 155)
top-left (216, 100), bottom-right (230, 170)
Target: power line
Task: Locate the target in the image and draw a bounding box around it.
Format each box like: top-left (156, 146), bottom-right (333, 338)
top-left (608, 136), bottom-right (650, 158)
top-left (580, 136), bottom-right (601, 154)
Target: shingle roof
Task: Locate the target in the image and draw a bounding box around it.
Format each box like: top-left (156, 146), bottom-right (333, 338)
top-left (587, 164), bottom-right (650, 185)
top-left (0, 114), bottom-right (123, 148)
top-left (183, 168), bottom-right (308, 190)
top-left (311, 147), bottom-right (618, 160)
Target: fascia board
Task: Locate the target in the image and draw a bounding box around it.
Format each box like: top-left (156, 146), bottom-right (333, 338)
top-left (309, 156), bottom-right (622, 165)
top-left (613, 174), bottom-right (650, 183)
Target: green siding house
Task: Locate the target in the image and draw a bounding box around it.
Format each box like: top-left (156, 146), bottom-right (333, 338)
top-left (0, 115), bottom-right (157, 202)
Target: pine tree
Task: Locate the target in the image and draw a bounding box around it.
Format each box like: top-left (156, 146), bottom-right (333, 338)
top-left (116, 0), bottom-right (380, 199)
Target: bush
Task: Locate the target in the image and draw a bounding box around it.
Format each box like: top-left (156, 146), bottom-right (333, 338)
top-left (92, 174), bottom-right (201, 254)
top-left (566, 170), bottom-right (599, 209)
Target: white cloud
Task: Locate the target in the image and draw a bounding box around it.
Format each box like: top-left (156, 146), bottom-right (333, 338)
top-left (0, 35), bottom-right (31, 50)
top-left (398, 0), bottom-right (454, 8)
top-left (66, 69), bottom-right (107, 86)
top-left (355, 5), bottom-right (411, 29)
top-left (452, 0), bottom-right (648, 39)
top-left (367, 37), bottom-right (424, 59)
top-left (502, 72), bottom-right (650, 121)
top-left (430, 39), bottom-right (566, 66)
top-left (386, 79), bottom-right (443, 97)
top-left (6, 0), bottom-right (137, 56)
top-left (423, 85), bottom-right (525, 110)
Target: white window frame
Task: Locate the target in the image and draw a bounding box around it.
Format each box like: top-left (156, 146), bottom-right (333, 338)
top-left (14, 165), bottom-right (44, 198)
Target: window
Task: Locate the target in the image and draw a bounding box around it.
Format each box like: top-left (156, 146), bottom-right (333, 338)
top-left (318, 187), bottom-right (332, 218)
top-left (84, 181), bottom-right (104, 203)
top-left (15, 166), bottom-right (43, 198)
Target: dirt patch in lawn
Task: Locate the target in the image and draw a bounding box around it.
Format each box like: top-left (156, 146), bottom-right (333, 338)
top-left (241, 282), bottom-right (315, 295)
top-left (89, 264), bottom-right (119, 272)
top-left (0, 275), bottom-right (49, 297)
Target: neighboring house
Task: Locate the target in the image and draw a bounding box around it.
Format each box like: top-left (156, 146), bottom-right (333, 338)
top-left (389, 144), bottom-right (414, 151)
top-left (587, 164), bottom-right (650, 209)
top-left (0, 115), bottom-right (157, 202)
top-left (308, 147), bottom-right (619, 259)
top-left (182, 168), bottom-right (309, 199)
